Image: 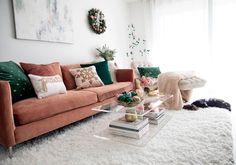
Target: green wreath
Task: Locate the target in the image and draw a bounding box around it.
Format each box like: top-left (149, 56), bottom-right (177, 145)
top-left (88, 8), bottom-right (106, 34)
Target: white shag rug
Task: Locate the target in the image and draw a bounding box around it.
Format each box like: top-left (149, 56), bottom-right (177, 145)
top-left (0, 108), bottom-right (233, 165)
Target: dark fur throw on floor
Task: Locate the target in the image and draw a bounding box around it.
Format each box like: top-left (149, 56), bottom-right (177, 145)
top-left (183, 98), bottom-right (231, 111)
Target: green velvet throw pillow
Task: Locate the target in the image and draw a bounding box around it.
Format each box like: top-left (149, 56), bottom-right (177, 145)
top-left (138, 67), bottom-right (161, 78)
top-left (0, 61), bottom-right (35, 103)
top-left (81, 61), bottom-right (113, 85)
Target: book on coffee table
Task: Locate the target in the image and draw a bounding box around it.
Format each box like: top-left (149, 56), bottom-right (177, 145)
top-left (144, 110), bottom-right (165, 119)
top-left (109, 117), bottom-right (149, 130)
top-left (109, 123), bottom-right (149, 139)
top-left (109, 117), bottom-right (149, 139)
top-left (144, 108), bottom-right (166, 125)
top-left (144, 107), bottom-right (165, 118)
top-left (148, 113), bottom-right (166, 125)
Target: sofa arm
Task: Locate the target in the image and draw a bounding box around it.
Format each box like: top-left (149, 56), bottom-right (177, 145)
top-left (116, 69), bottom-right (134, 82)
top-left (0, 81), bottom-right (15, 147)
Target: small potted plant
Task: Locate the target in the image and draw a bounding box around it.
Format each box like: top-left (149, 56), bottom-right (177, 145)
top-left (96, 45), bottom-right (116, 61)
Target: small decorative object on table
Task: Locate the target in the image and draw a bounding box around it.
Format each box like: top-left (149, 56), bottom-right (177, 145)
top-left (136, 88), bottom-right (145, 98)
top-left (139, 76), bottom-right (158, 95)
top-left (135, 76), bottom-right (159, 97)
top-left (144, 108), bottom-right (166, 125)
top-left (117, 91), bottom-right (142, 122)
top-left (117, 91), bottom-right (141, 107)
top-left (125, 108), bottom-right (138, 122)
top-left (148, 90), bottom-right (159, 97)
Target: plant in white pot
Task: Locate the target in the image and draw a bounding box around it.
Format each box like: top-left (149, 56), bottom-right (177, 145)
top-left (96, 44), bottom-right (116, 61)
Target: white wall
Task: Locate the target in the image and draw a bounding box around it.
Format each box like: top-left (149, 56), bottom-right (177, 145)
top-left (0, 0), bottom-right (131, 68)
top-left (128, 1), bottom-right (148, 62)
top-left (129, 1), bottom-right (145, 39)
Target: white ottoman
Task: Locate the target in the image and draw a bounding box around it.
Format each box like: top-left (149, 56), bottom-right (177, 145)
top-left (158, 72), bottom-right (206, 110)
top-left (179, 76), bottom-right (206, 90)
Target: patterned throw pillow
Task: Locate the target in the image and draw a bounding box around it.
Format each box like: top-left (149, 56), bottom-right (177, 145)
top-left (60, 64), bottom-right (81, 90)
top-left (0, 61), bottom-right (35, 103)
top-left (137, 67), bottom-right (161, 78)
top-left (69, 66), bottom-right (104, 89)
top-left (28, 74), bottom-right (67, 99)
top-left (81, 61), bottom-right (113, 85)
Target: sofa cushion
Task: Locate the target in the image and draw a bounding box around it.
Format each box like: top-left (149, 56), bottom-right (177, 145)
top-left (0, 61), bottom-right (35, 103)
top-left (70, 66), bottom-right (104, 89)
top-left (137, 67), bottom-right (161, 78)
top-left (20, 62), bottom-right (62, 77)
top-left (29, 74), bottom-right (67, 99)
top-left (13, 90), bottom-right (98, 125)
top-left (61, 64), bottom-right (81, 90)
top-left (83, 82), bottom-right (133, 102)
top-left (81, 61), bottom-right (113, 85)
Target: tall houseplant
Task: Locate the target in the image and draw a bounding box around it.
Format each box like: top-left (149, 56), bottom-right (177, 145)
top-left (126, 24), bottom-right (150, 62)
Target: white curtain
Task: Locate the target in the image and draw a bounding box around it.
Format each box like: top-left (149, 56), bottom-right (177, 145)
top-left (210, 0), bottom-right (236, 101)
top-left (143, 0), bottom-right (209, 74)
top-left (142, 0), bottom-right (236, 101)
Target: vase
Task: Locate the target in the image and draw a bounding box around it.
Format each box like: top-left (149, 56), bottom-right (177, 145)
top-left (125, 108), bottom-right (138, 122)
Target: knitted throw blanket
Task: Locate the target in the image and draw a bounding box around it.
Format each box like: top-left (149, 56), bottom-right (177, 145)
top-left (158, 72), bottom-right (193, 110)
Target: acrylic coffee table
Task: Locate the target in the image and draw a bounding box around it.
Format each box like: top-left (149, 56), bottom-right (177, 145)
top-left (91, 94), bottom-right (173, 147)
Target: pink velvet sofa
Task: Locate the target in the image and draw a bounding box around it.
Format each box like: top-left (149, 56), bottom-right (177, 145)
top-left (0, 64), bottom-right (134, 154)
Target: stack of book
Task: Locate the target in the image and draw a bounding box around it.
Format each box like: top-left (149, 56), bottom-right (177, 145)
top-left (144, 108), bottom-right (166, 125)
top-left (109, 117), bottom-right (149, 139)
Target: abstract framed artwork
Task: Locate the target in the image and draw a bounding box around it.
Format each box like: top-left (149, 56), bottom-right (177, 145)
top-left (12, 0), bottom-right (74, 43)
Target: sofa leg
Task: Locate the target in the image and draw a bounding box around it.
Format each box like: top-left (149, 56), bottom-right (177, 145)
top-left (8, 147), bottom-right (13, 159)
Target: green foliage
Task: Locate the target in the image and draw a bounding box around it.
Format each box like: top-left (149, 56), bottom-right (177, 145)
top-left (96, 45), bottom-right (116, 61)
top-left (131, 91), bottom-right (138, 97)
top-left (88, 8), bottom-right (106, 34)
top-left (118, 91), bottom-right (138, 104)
top-left (126, 24), bottom-right (150, 61)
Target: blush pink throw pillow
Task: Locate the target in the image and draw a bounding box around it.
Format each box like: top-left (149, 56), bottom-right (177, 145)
top-left (20, 62), bottom-right (62, 77)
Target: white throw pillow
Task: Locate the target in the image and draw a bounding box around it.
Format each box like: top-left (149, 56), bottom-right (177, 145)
top-left (108, 61), bottom-right (118, 83)
top-left (28, 74), bottom-right (67, 99)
